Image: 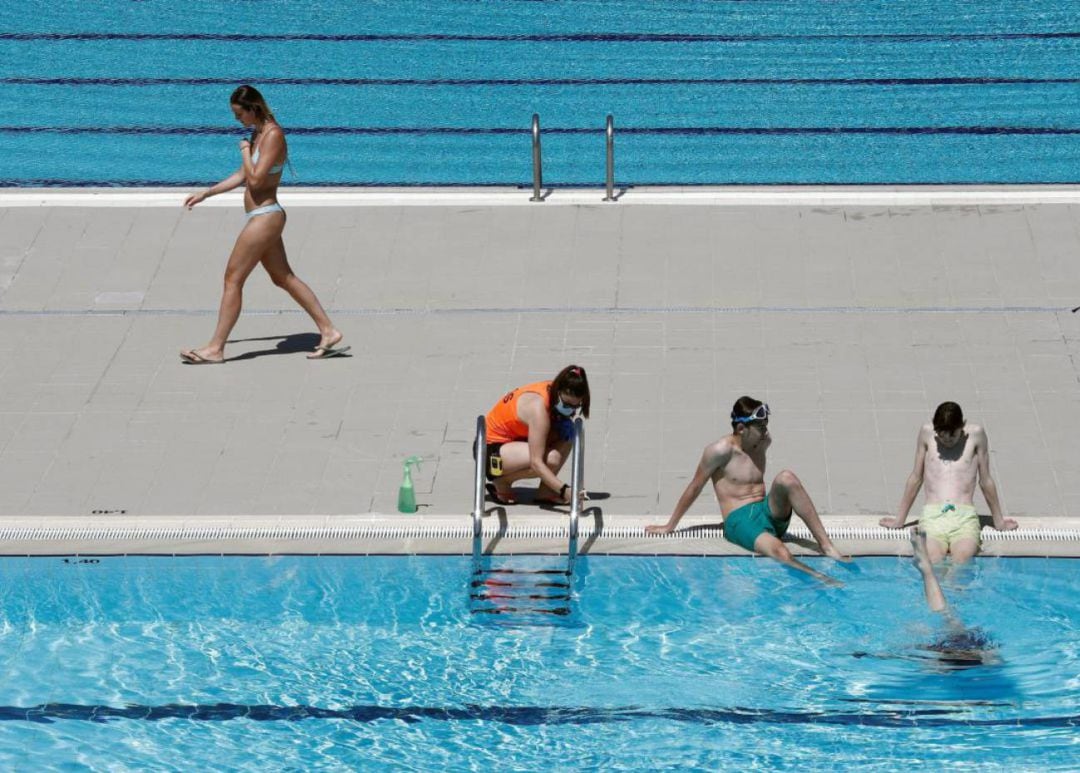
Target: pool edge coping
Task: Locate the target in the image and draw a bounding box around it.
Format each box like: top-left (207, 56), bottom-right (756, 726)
top-left (1, 514), bottom-right (1077, 557)
top-left (4, 185), bottom-right (1080, 207)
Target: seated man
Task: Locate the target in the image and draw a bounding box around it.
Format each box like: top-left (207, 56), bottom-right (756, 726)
top-left (646, 396), bottom-right (849, 585)
top-left (880, 401), bottom-right (1017, 563)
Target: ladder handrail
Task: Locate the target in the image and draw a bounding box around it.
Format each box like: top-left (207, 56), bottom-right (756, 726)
top-left (472, 415), bottom-right (486, 538)
top-left (568, 417), bottom-right (584, 561)
top-left (530, 113), bottom-right (543, 202)
top-left (603, 114), bottom-right (616, 202)
top-left (531, 113), bottom-right (617, 200)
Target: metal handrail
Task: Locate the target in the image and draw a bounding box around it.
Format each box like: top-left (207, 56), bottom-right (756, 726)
top-left (530, 114), bottom-right (543, 202)
top-left (472, 415), bottom-right (486, 539)
top-left (567, 417), bottom-right (584, 561)
top-left (603, 115), bottom-right (615, 201)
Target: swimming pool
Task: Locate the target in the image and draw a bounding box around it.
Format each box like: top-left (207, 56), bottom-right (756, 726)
top-left (4, 1), bottom-right (1080, 186)
top-left (0, 554), bottom-right (1075, 769)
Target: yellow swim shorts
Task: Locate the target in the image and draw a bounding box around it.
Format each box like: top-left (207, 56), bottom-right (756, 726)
top-left (921, 503), bottom-right (981, 548)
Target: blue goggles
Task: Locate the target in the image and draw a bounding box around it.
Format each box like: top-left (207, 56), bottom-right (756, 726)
top-left (731, 404), bottom-right (770, 424)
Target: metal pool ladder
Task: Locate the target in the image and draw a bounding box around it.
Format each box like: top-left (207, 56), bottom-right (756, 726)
top-left (469, 416), bottom-right (586, 618)
top-left (529, 114), bottom-right (618, 202)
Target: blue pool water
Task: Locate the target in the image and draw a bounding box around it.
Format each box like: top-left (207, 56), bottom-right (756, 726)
top-left (0, 554), bottom-right (1076, 769)
top-left (3, 1), bottom-right (1080, 186)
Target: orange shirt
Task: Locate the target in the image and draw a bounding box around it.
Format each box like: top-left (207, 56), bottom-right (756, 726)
top-left (485, 380), bottom-right (552, 444)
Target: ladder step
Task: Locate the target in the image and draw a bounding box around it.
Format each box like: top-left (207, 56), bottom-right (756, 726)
top-left (473, 568), bottom-right (570, 576)
top-left (471, 579), bottom-right (569, 589)
top-left (471, 592), bottom-right (571, 602)
top-left (471, 606), bottom-right (570, 616)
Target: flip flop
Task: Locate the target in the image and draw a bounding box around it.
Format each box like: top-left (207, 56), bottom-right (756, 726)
top-left (307, 344), bottom-right (352, 360)
top-left (485, 482), bottom-right (518, 506)
top-left (180, 349), bottom-right (225, 365)
top-left (536, 490), bottom-right (588, 505)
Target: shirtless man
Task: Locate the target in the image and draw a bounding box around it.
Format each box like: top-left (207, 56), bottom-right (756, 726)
top-left (646, 396), bottom-right (849, 584)
top-left (879, 401), bottom-right (1017, 563)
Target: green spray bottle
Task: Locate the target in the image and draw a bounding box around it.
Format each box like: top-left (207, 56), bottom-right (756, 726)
top-left (397, 456), bottom-right (423, 513)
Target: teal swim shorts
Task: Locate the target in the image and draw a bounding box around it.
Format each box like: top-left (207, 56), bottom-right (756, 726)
top-left (722, 496), bottom-right (790, 552)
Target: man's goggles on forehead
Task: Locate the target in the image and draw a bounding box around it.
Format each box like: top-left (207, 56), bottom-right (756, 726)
top-left (732, 404), bottom-right (770, 423)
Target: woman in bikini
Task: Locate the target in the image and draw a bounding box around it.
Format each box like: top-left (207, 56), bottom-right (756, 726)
top-left (481, 365), bottom-right (591, 505)
top-left (180, 85), bottom-right (343, 363)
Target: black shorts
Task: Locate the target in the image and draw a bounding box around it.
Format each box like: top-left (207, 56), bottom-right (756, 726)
top-left (472, 441), bottom-right (504, 480)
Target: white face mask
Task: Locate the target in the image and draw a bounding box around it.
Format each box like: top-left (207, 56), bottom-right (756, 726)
top-left (555, 399), bottom-right (579, 417)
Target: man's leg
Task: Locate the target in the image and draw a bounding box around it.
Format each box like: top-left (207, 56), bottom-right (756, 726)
top-left (753, 532), bottom-right (841, 586)
top-left (923, 534), bottom-right (949, 564)
top-left (769, 470), bottom-right (850, 561)
top-left (912, 529), bottom-right (947, 612)
top-left (949, 537), bottom-right (979, 564)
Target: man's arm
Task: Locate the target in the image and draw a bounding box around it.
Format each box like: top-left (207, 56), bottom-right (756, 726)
top-left (646, 442), bottom-right (730, 534)
top-left (880, 427), bottom-right (928, 528)
top-left (973, 426), bottom-right (1017, 531)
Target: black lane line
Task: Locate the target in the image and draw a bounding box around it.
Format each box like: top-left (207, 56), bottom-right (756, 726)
top-left (3, 32), bottom-right (1080, 42)
top-left (4, 77), bottom-right (1080, 86)
top-left (3, 125), bottom-right (1080, 136)
top-left (2, 702), bottom-right (1076, 727)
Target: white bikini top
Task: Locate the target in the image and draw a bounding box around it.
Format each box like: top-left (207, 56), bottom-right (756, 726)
top-left (252, 147), bottom-right (285, 175)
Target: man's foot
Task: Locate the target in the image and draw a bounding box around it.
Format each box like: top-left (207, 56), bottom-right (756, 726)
top-left (823, 544), bottom-right (852, 563)
top-left (911, 528), bottom-right (934, 575)
top-left (180, 347), bottom-right (224, 364)
top-left (307, 329), bottom-right (344, 359)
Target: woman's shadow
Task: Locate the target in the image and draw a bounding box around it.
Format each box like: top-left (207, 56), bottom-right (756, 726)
top-left (224, 333), bottom-right (351, 362)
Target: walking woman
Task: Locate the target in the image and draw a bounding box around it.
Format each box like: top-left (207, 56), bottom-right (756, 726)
top-left (181, 85), bottom-right (344, 363)
top-left (481, 365), bottom-right (591, 505)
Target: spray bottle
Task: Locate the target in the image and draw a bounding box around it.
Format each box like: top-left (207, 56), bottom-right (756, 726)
top-left (397, 456), bottom-right (423, 513)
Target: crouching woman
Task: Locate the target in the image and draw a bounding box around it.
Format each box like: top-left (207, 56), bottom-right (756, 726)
top-left (481, 365), bottom-right (590, 506)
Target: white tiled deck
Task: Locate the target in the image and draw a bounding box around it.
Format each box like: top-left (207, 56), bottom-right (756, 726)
top-left (2, 187), bottom-right (1079, 552)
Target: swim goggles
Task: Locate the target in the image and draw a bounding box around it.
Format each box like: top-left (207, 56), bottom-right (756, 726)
top-left (731, 403), bottom-right (770, 423)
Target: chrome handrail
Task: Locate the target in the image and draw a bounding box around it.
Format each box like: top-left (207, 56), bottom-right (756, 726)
top-left (568, 417), bottom-right (584, 561)
top-left (472, 415), bottom-right (486, 539)
top-left (530, 113), bottom-right (543, 202)
top-left (603, 114), bottom-right (615, 202)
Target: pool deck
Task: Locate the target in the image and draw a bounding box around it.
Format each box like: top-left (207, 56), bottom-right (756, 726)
top-left (2, 186), bottom-right (1080, 555)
